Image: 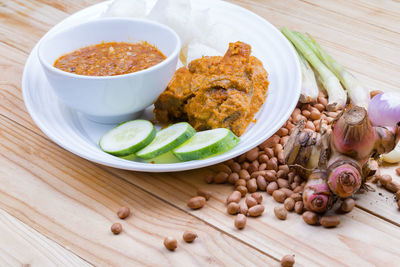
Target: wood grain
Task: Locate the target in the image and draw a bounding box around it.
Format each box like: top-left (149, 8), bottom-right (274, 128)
top-left (0, 209), bottom-right (91, 266)
top-left (1, 0), bottom-right (400, 266)
top-left (0, 115), bottom-right (277, 266)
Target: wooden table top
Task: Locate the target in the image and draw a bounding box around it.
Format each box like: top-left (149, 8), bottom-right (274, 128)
top-left (1, 0), bottom-right (400, 266)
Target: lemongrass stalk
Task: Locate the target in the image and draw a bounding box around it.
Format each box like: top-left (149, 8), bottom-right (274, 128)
top-left (281, 27), bottom-right (347, 111)
top-left (295, 47), bottom-right (319, 103)
top-left (298, 32), bottom-right (370, 109)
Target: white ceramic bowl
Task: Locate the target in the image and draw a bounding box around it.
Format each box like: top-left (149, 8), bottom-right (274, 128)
top-left (38, 17), bottom-right (181, 123)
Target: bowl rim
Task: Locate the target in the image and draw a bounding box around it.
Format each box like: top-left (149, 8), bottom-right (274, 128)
top-left (37, 17), bottom-right (181, 80)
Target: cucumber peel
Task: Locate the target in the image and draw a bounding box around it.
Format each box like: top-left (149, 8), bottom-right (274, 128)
top-left (173, 128), bottom-right (239, 161)
top-left (99, 120), bottom-right (156, 156)
top-left (136, 122), bottom-right (196, 159)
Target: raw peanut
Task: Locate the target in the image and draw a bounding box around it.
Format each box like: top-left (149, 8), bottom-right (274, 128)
top-left (264, 134), bottom-right (280, 147)
top-left (236, 179), bottom-right (247, 187)
top-left (385, 181), bottom-right (400, 193)
top-left (228, 172), bottom-right (240, 185)
top-left (241, 162), bottom-right (250, 170)
top-left (216, 163), bottom-right (232, 174)
top-left (320, 215), bottom-right (340, 228)
top-left (248, 204), bottom-right (265, 217)
top-left (251, 161), bottom-right (259, 168)
top-left (301, 109), bottom-right (311, 118)
top-left (239, 201), bottom-right (248, 215)
top-left (303, 103), bottom-right (311, 111)
top-left (280, 136), bottom-right (289, 146)
top-left (246, 148), bottom-right (259, 161)
top-left (290, 182), bottom-right (298, 190)
top-left (340, 198), bottom-right (355, 213)
top-left (276, 170), bottom-right (287, 179)
top-left (284, 198), bottom-right (295, 211)
top-left (318, 96), bottom-right (328, 106)
top-left (259, 154), bottom-right (269, 164)
top-left (251, 170), bottom-right (267, 178)
top-left (302, 211), bottom-right (318, 225)
top-left (267, 182), bottom-right (278, 195)
top-left (227, 191), bottom-right (242, 204)
top-left (267, 158), bottom-right (278, 171)
top-left (281, 254), bottom-right (295, 267)
top-left (287, 172), bottom-right (295, 183)
top-left (197, 189), bottom-right (211, 200)
top-left (256, 176), bottom-right (267, 191)
top-left (310, 110), bottom-right (321, 120)
top-left (396, 167), bottom-right (400, 176)
top-left (164, 237), bottom-right (178, 251)
top-left (305, 121), bottom-right (315, 131)
top-left (370, 90), bottom-right (383, 98)
top-left (251, 192), bottom-right (263, 204)
top-left (293, 186), bottom-right (303, 193)
top-left (182, 230), bottom-right (198, 243)
top-left (277, 178), bottom-right (289, 188)
top-left (247, 162), bottom-right (259, 174)
top-left (274, 206), bottom-right (287, 220)
top-left (237, 154), bottom-right (247, 163)
top-left (314, 103), bottom-right (325, 112)
top-left (277, 127), bottom-right (289, 137)
top-left (117, 206), bottom-right (130, 219)
top-left (111, 222), bottom-right (122, 234)
top-left (396, 190), bottom-right (400, 200)
top-left (245, 196), bottom-right (258, 208)
top-left (204, 173), bottom-right (214, 184)
top-left (279, 165), bottom-right (289, 174)
top-left (214, 171), bottom-right (229, 184)
top-left (187, 196), bottom-right (206, 210)
top-left (247, 178), bottom-right (258, 193)
top-left (239, 169), bottom-right (251, 180)
top-left (227, 202), bottom-right (240, 215)
top-left (294, 201), bottom-right (304, 214)
top-left (274, 144), bottom-right (283, 155)
top-left (225, 159), bottom-right (234, 166)
top-left (277, 151), bottom-right (285, 164)
top-left (265, 170), bottom-right (277, 182)
top-left (380, 174), bottom-right (392, 186)
top-left (294, 175), bottom-right (302, 184)
top-left (273, 190), bottom-right (287, 203)
top-left (259, 163), bottom-right (267, 171)
top-left (280, 188), bottom-right (294, 198)
top-left (264, 147), bottom-right (274, 158)
top-left (286, 122), bottom-right (295, 132)
top-left (290, 193), bottom-right (302, 202)
top-left (291, 108), bottom-right (301, 118)
top-left (235, 214), bottom-right (247, 229)
top-left (231, 162), bottom-right (241, 173)
top-left (236, 185), bottom-right (248, 197)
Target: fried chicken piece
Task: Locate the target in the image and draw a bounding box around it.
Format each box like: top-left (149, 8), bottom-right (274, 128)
top-left (154, 41), bottom-right (269, 136)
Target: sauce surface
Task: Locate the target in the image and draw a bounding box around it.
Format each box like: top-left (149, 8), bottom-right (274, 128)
top-left (54, 41), bottom-right (166, 76)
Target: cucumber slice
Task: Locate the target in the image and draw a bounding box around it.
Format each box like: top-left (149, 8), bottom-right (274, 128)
top-left (136, 122), bottom-right (196, 159)
top-left (99, 120), bottom-right (156, 156)
top-left (173, 128), bottom-right (239, 161)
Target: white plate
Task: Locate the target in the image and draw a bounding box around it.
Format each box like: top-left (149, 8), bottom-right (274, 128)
top-left (22, 0), bottom-right (301, 172)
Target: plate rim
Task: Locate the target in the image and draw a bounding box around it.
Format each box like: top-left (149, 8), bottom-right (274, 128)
top-left (22, 0), bottom-right (301, 172)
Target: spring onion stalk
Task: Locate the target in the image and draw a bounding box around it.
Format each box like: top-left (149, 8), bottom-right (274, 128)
top-left (295, 47), bottom-right (319, 103)
top-left (281, 27), bottom-right (347, 111)
top-left (296, 32), bottom-right (370, 109)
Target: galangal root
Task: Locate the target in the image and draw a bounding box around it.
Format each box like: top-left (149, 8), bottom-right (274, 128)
top-left (284, 105), bottom-right (400, 214)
